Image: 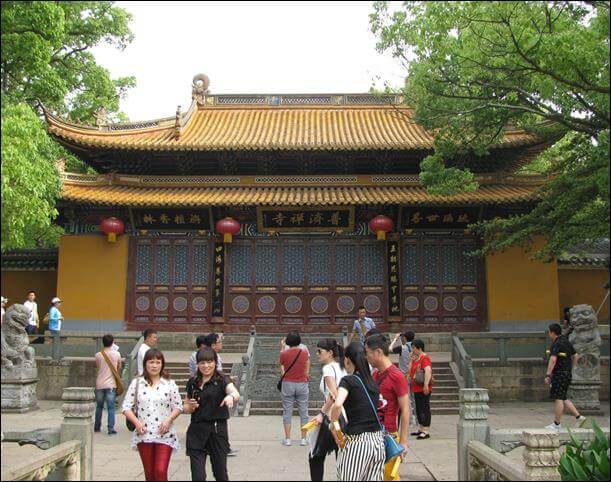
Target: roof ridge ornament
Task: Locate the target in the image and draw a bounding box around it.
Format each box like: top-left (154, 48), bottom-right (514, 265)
top-left (192, 73), bottom-right (210, 106)
top-left (174, 105), bottom-right (182, 139)
top-left (94, 107), bottom-right (109, 130)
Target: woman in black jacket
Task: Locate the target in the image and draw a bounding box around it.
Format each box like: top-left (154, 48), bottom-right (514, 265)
top-left (183, 347), bottom-right (240, 481)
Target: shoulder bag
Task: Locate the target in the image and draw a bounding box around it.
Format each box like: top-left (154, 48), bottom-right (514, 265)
top-left (351, 375), bottom-right (405, 463)
top-left (277, 349), bottom-right (302, 391)
top-left (126, 377), bottom-right (140, 432)
top-left (100, 350), bottom-right (124, 396)
top-left (413, 354), bottom-right (434, 386)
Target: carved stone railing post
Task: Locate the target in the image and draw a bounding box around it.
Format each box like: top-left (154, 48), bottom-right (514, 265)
top-left (568, 304), bottom-right (602, 414)
top-left (60, 387), bottom-right (95, 481)
top-left (457, 388), bottom-right (489, 481)
top-left (522, 430), bottom-right (561, 481)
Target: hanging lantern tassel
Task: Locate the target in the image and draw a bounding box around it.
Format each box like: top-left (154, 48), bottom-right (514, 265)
top-left (368, 215), bottom-right (394, 242)
top-left (216, 217), bottom-right (241, 244)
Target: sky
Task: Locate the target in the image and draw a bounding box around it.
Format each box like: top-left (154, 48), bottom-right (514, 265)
top-left (91, 1), bottom-right (407, 121)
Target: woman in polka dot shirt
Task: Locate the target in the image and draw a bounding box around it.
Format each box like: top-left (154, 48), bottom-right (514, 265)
top-left (122, 348), bottom-right (183, 481)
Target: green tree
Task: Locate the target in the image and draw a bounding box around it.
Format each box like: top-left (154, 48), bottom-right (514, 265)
top-left (1, 1), bottom-right (135, 251)
top-left (371, 1), bottom-right (610, 260)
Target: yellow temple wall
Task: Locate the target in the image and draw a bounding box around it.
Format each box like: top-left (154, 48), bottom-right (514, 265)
top-left (558, 268), bottom-right (610, 323)
top-left (56, 235), bottom-right (129, 330)
top-left (1, 271), bottom-right (58, 325)
top-left (485, 239), bottom-right (560, 330)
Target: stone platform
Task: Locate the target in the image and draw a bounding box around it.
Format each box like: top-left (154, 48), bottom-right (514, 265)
top-left (2, 401), bottom-right (609, 481)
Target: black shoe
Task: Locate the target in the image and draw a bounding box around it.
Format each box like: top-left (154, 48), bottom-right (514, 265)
top-left (94, 428), bottom-right (101, 433)
top-left (108, 430), bottom-right (118, 435)
top-left (410, 431), bottom-right (422, 436)
top-left (227, 448), bottom-right (239, 457)
top-left (416, 433), bottom-right (430, 440)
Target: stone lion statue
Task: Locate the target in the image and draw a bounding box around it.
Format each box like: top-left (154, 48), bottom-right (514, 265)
top-left (568, 304), bottom-right (601, 349)
top-left (1, 304), bottom-right (36, 370)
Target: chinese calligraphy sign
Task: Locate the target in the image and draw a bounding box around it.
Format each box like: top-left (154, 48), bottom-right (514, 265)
top-left (387, 240), bottom-right (401, 316)
top-left (257, 207), bottom-right (354, 232)
top-left (403, 208), bottom-right (480, 229)
top-left (211, 243), bottom-right (225, 317)
top-left (134, 209), bottom-right (210, 230)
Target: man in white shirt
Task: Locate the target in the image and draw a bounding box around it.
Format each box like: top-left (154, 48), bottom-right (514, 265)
top-left (137, 328), bottom-right (158, 376)
top-left (348, 306), bottom-right (376, 344)
top-left (23, 290), bottom-right (39, 335)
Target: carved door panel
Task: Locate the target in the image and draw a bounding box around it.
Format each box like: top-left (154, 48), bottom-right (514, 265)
top-left (128, 236), bottom-right (212, 327)
top-left (225, 237), bottom-right (387, 328)
top-left (401, 234), bottom-right (485, 328)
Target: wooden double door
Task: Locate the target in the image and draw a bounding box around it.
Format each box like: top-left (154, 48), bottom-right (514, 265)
top-left (224, 237), bottom-right (387, 328)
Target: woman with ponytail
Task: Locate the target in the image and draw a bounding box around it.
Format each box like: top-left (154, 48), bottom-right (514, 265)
top-left (329, 342), bottom-right (385, 481)
top-left (308, 339), bottom-right (348, 480)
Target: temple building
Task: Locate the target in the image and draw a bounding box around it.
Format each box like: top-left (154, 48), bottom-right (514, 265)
top-left (3, 75), bottom-right (607, 333)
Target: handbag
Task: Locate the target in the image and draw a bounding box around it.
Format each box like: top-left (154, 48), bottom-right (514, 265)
top-left (101, 350), bottom-right (124, 396)
top-left (277, 349), bottom-right (303, 391)
top-left (413, 354), bottom-right (434, 387)
top-left (352, 375), bottom-right (405, 463)
top-left (125, 377), bottom-right (140, 432)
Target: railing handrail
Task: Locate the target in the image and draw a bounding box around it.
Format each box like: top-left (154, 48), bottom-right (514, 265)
top-left (1, 439), bottom-right (82, 481)
top-left (452, 334), bottom-right (476, 388)
top-left (237, 327), bottom-right (257, 416)
top-left (467, 440), bottom-right (524, 481)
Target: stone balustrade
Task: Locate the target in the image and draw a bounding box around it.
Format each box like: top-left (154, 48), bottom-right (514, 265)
top-left (1, 387), bottom-right (95, 481)
top-left (457, 387), bottom-right (606, 481)
top-left (1, 440), bottom-right (82, 481)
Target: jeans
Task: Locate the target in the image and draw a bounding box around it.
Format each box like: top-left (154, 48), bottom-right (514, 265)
top-left (94, 388), bottom-right (116, 432)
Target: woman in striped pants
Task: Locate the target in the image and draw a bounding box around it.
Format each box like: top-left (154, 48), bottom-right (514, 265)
top-left (329, 342), bottom-right (385, 481)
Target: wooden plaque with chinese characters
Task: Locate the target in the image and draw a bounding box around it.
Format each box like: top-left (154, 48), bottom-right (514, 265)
top-left (133, 209), bottom-right (210, 231)
top-left (257, 207), bottom-right (354, 232)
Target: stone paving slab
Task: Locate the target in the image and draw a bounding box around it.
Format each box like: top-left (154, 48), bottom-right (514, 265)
top-left (2, 401), bottom-right (609, 481)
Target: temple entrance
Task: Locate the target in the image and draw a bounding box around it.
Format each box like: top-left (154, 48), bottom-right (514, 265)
top-left (225, 237), bottom-right (387, 330)
top-left (127, 236), bottom-right (213, 326)
top-left (401, 233), bottom-right (487, 330)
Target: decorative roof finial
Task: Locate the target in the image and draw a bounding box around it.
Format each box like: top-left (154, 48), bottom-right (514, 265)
top-left (192, 73), bottom-right (210, 106)
top-left (94, 107), bottom-right (109, 130)
top-left (174, 105), bottom-right (182, 140)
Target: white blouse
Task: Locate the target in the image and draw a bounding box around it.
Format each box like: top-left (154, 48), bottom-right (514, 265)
top-left (319, 362), bottom-right (347, 398)
top-left (121, 377), bottom-right (183, 452)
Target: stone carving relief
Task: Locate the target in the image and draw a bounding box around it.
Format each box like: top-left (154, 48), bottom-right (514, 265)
top-left (1, 304), bottom-right (36, 370)
top-left (568, 304), bottom-right (601, 381)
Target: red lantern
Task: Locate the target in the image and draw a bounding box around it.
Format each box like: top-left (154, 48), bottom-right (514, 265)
top-left (100, 217), bottom-right (125, 242)
top-left (369, 215), bottom-right (394, 241)
top-left (216, 217), bottom-right (241, 243)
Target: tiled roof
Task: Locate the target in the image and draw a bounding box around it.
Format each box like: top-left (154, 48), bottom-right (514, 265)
top-left (1, 249), bottom-right (58, 271)
top-left (46, 101), bottom-right (542, 152)
top-left (559, 240), bottom-right (610, 267)
top-left (60, 173), bottom-right (545, 207)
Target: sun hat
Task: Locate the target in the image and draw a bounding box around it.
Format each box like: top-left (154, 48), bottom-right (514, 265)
top-left (51, 297), bottom-right (63, 304)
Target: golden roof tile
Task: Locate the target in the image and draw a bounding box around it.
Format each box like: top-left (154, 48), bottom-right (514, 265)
top-left (46, 102), bottom-right (541, 152)
top-left (60, 173), bottom-right (545, 207)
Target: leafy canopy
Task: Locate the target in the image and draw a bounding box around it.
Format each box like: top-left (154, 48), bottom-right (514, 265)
top-left (1, 1), bottom-right (135, 251)
top-left (371, 1), bottom-right (610, 259)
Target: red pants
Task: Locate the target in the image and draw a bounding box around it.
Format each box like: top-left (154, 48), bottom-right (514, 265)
top-left (137, 442), bottom-right (173, 481)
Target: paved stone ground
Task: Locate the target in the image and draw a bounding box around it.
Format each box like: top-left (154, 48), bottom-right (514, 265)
top-left (3, 401), bottom-right (608, 481)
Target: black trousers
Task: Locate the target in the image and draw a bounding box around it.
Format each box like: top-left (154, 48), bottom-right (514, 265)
top-left (309, 449), bottom-right (337, 481)
top-left (189, 448), bottom-right (228, 482)
top-left (414, 392), bottom-right (432, 427)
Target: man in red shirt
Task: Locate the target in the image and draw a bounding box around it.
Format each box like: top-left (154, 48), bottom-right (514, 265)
top-left (409, 339), bottom-right (433, 440)
top-left (365, 333), bottom-right (410, 480)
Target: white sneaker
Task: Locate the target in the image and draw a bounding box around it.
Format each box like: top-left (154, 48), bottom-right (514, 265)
top-left (575, 416), bottom-right (587, 428)
top-left (545, 422), bottom-right (561, 430)
top-left (282, 438), bottom-right (291, 446)
top-left (300, 438), bottom-right (308, 446)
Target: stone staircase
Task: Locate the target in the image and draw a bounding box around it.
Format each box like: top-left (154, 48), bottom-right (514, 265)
top-left (165, 360), bottom-right (235, 399)
top-left (248, 334), bottom-right (460, 416)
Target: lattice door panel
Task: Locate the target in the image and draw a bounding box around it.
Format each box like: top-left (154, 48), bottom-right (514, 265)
top-left (128, 236), bottom-right (212, 326)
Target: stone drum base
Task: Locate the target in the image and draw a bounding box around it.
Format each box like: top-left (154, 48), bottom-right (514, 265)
top-left (1, 368), bottom-right (39, 413)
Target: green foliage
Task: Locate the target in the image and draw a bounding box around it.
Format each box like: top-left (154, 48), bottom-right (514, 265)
top-left (371, 1), bottom-right (610, 258)
top-left (559, 420), bottom-right (610, 481)
top-left (1, 1), bottom-right (135, 121)
top-left (1, 1), bottom-right (135, 251)
top-left (1, 104), bottom-right (64, 251)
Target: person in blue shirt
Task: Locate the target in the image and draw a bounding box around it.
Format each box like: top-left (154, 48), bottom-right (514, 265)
top-left (48, 297), bottom-right (64, 334)
top-left (348, 306), bottom-right (376, 344)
